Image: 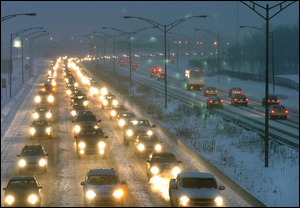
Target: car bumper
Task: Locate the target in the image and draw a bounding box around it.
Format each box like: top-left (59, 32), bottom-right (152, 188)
top-left (86, 196), bottom-right (123, 206)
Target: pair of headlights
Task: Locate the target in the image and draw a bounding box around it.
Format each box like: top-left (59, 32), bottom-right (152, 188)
top-left (126, 130), bottom-right (153, 137)
top-left (150, 166), bottom-right (180, 176)
top-left (103, 99), bottom-right (118, 106)
top-left (179, 196), bottom-right (223, 207)
top-left (30, 127), bottom-right (51, 135)
top-left (86, 189), bottom-right (124, 200)
top-left (137, 144), bottom-right (162, 152)
top-left (5, 194), bottom-right (39, 206)
top-left (78, 141), bottom-right (106, 149)
top-left (33, 112), bottom-right (52, 119)
top-left (19, 158), bottom-right (46, 167)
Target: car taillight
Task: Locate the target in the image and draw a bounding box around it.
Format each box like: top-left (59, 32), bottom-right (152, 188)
top-left (285, 110), bottom-right (289, 114)
top-left (234, 98), bottom-right (238, 102)
top-left (206, 90), bottom-right (209, 93)
top-left (277, 100), bottom-right (280, 103)
top-left (200, 87), bottom-right (202, 90)
top-left (221, 100), bottom-right (224, 103)
top-left (271, 110), bottom-right (275, 114)
top-left (240, 91), bottom-right (243, 94)
top-left (215, 90), bottom-right (218, 93)
top-left (246, 98), bottom-right (249, 102)
top-left (209, 100), bottom-right (213, 104)
top-left (268, 99), bottom-right (271, 102)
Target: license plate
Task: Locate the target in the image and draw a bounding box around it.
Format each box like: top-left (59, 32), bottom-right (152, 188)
top-left (240, 99), bottom-right (244, 101)
top-left (272, 100), bottom-right (275, 102)
top-left (211, 91), bottom-right (214, 93)
top-left (215, 101), bottom-right (219, 104)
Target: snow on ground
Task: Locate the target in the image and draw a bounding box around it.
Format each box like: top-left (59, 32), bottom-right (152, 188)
top-left (96, 63), bottom-right (299, 207)
top-left (276, 74), bottom-right (299, 84)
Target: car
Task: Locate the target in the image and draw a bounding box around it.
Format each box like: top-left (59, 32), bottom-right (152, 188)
top-left (169, 172), bottom-right (225, 207)
top-left (135, 134), bottom-right (162, 157)
top-left (29, 119), bottom-right (52, 138)
top-left (71, 103), bottom-right (88, 117)
top-left (269, 105), bottom-right (289, 120)
top-left (231, 94), bottom-right (249, 107)
top-left (75, 128), bottom-right (108, 158)
top-left (228, 87), bottom-right (243, 97)
top-left (109, 105), bottom-right (127, 120)
top-left (80, 169), bottom-right (126, 207)
top-left (3, 176), bottom-right (43, 207)
top-left (157, 73), bottom-right (165, 80)
top-left (68, 88), bottom-right (82, 98)
top-left (43, 82), bottom-right (56, 93)
top-left (204, 87), bottom-right (218, 96)
top-left (71, 94), bottom-right (89, 108)
top-left (17, 145), bottom-right (49, 173)
top-left (151, 66), bottom-right (162, 78)
top-left (206, 96), bottom-right (224, 109)
top-left (123, 118), bottom-right (156, 145)
top-left (72, 111), bottom-right (101, 135)
top-left (262, 95), bottom-right (280, 106)
top-left (146, 152), bottom-right (181, 179)
top-left (116, 112), bottom-right (136, 128)
top-left (100, 93), bottom-right (118, 109)
top-left (34, 91), bottom-right (54, 106)
top-left (32, 106), bottom-right (52, 121)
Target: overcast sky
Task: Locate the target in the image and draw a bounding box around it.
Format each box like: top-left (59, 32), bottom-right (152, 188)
top-left (1, 1), bottom-right (299, 44)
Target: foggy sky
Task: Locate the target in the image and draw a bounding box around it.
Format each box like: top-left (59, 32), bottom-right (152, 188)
top-left (1, 1), bottom-right (299, 44)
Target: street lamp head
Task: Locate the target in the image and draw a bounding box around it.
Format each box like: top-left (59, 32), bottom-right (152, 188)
top-left (26, 13), bottom-right (36, 17)
top-left (102, 27), bottom-right (108, 30)
top-left (197, 15), bottom-right (207, 18)
top-left (239, 26), bottom-right (247, 28)
top-left (123, 16), bottom-right (132, 19)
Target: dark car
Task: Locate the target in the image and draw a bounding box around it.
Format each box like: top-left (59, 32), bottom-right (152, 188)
top-left (146, 152), bottom-right (181, 180)
top-left (262, 95), bottom-right (280, 106)
top-left (75, 128), bottom-right (108, 158)
top-left (71, 94), bottom-right (89, 109)
top-left (231, 94), bottom-right (249, 107)
top-left (269, 105), bottom-right (289, 120)
top-left (29, 119), bottom-right (52, 138)
top-left (135, 134), bottom-right (162, 157)
top-left (206, 96), bottom-right (224, 109)
top-left (157, 73), bottom-right (165, 80)
top-left (43, 83), bottom-right (56, 94)
top-left (34, 91), bottom-right (54, 106)
top-left (123, 118), bottom-right (156, 145)
top-left (32, 106), bottom-right (52, 121)
top-left (17, 145), bottom-right (49, 173)
top-left (228, 87), bottom-right (243, 97)
top-left (204, 87), bottom-right (218, 96)
top-left (101, 93), bottom-right (118, 109)
top-left (71, 103), bottom-right (88, 117)
top-left (3, 176), bottom-right (43, 207)
top-left (109, 105), bottom-right (127, 120)
top-left (116, 112), bottom-right (136, 128)
top-left (81, 169), bottom-right (126, 207)
top-left (72, 111), bottom-right (101, 135)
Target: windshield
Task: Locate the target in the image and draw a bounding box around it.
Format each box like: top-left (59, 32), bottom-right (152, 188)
top-left (22, 149), bottom-right (44, 156)
top-left (272, 105), bottom-right (286, 110)
top-left (88, 175), bottom-right (119, 185)
top-left (113, 106), bottom-right (126, 110)
top-left (7, 180), bottom-right (37, 190)
top-left (80, 130), bottom-right (104, 137)
top-left (120, 113), bottom-right (135, 118)
top-left (182, 178), bottom-right (218, 189)
top-left (37, 107), bottom-right (48, 112)
top-left (152, 156), bottom-right (177, 163)
top-left (33, 121), bottom-right (49, 126)
top-left (128, 120), bottom-right (150, 127)
top-left (106, 95), bottom-right (115, 100)
top-left (76, 116), bottom-right (97, 122)
top-left (38, 91), bottom-right (51, 96)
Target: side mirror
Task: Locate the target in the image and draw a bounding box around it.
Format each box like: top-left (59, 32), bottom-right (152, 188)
top-left (72, 120), bottom-right (75, 123)
top-left (219, 185), bottom-right (225, 191)
top-left (46, 153), bottom-right (49, 156)
top-left (170, 179), bottom-right (177, 189)
top-left (81, 182), bottom-right (86, 186)
top-left (3, 188), bottom-right (7, 191)
top-left (152, 125), bottom-right (156, 128)
top-left (160, 141), bottom-right (163, 144)
top-left (75, 136), bottom-right (79, 139)
top-left (178, 161), bottom-right (182, 164)
top-left (38, 186), bottom-right (42, 189)
top-left (147, 160), bottom-right (151, 163)
top-left (121, 181), bottom-right (126, 185)
top-left (98, 120), bottom-right (101, 123)
top-left (17, 155), bottom-right (21, 157)
top-left (105, 135), bottom-right (108, 139)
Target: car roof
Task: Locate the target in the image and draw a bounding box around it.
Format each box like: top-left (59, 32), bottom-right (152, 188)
top-left (88, 168), bottom-right (117, 176)
top-left (36, 106), bottom-right (49, 110)
top-left (179, 172), bottom-right (215, 179)
top-left (208, 96), bottom-right (220, 99)
top-left (231, 87), bottom-right (242, 90)
top-left (129, 118), bottom-right (148, 121)
top-left (22, 145), bottom-right (43, 150)
top-left (234, 94), bottom-right (246, 98)
top-left (152, 152), bottom-right (175, 157)
top-left (267, 95), bottom-right (278, 98)
top-left (9, 176), bottom-right (36, 181)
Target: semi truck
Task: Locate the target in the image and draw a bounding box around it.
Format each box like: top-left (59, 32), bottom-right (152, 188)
top-left (185, 69), bottom-right (205, 91)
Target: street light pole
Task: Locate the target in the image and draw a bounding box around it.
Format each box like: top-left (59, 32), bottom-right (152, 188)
top-left (124, 15), bottom-right (207, 109)
top-left (1, 13), bottom-right (36, 22)
top-left (240, 1), bottom-right (296, 168)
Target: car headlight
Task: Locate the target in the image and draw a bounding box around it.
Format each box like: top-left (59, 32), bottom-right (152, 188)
top-left (126, 129), bottom-right (133, 137)
top-left (71, 110), bottom-right (77, 117)
top-left (119, 119), bottom-right (125, 127)
top-left (33, 112), bottom-right (39, 119)
top-left (101, 87), bottom-right (108, 96)
top-left (79, 150), bottom-right (85, 155)
top-left (215, 197), bottom-right (223, 207)
top-left (113, 189), bottom-right (124, 199)
top-left (19, 159), bottom-right (27, 167)
top-left (39, 159), bottom-right (46, 167)
top-left (155, 144), bottom-right (162, 152)
top-left (30, 128), bottom-right (36, 135)
top-left (150, 166), bottom-right (159, 175)
top-left (147, 130), bottom-right (153, 136)
top-left (79, 142), bottom-right (86, 149)
top-left (74, 82), bottom-right (78, 87)
top-left (111, 110), bottom-right (117, 117)
top-left (67, 90), bottom-right (71, 95)
top-left (98, 141), bottom-right (106, 149)
top-left (99, 149), bottom-right (105, 155)
top-left (74, 125), bottom-right (81, 133)
top-left (48, 95), bottom-right (54, 103)
top-left (99, 95), bottom-right (104, 101)
top-left (103, 100), bottom-right (108, 106)
top-left (137, 144), bottom-right (145, 151)
top-left (46, 112), bottom-right (52, 119)
top-left (46, 127), bottom-right (51, 133)
top-left (86, 190), bottom-right (96, 199)
top-left (35, 96), bottom-right (41, 103)
top-left (5, 196), bottom-right (14, 205)
top-left (180, 196), bottom-right (190, 207)
top-left (112, 99), bottom-right (118, 106)
top-left (51, 80), bottom-right (56, 86)
top-left (172, 167), bottom-right (181, 177)
top-left (28, 194), bottom-right (38, 205)
top-left (83, 100), bottom-right (89, 106)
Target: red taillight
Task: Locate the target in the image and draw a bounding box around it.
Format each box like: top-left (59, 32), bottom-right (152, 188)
top-left (221, 99), bottom-right (224, 103)
top-left (246, 98), bottom-right (249, 102)
top-left (271, 110), bottom-right (275, 114)
top-left (277, 100), bottom-right (280, 103)
top-left (234, 98), bottom-right (238, 102)
top-left (209, 100), bottom-right (213, 104)
top-left (285, 110), bottom-right (289, 114)
top-left (215, 90), bottom-right (218, 93)
top-left (240, 91), bottom-right (243, 94)
top-left (206, 90), bottom-right (209, 93)
top-left (268, 99), bottom-right (271, 102)
top-left (200, 87), bottom-right (202, 90)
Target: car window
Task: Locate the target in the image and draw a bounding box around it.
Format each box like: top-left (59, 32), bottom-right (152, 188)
top-left (7, 180), bottom-right (37, 189)
top-left (76, 116), bottom-right (96, 122)
top-left (182, 178), bottom-right (218, 189)
top-left (121, 113), bottom-right (135, 118)
top-left (114, 106), bottom-right (126, 110)
top-left (88, 175), bottom-right (119, 185)
top-left (37, 107), bottom-right (48, 112)
top-left (33, 121), bottom-right (48, 126)
top-left (152, 155), bottom-right (177, 163)
top-left (128, 120), bottom-right (150, 127)
top-left (106, 95), bottom-right (115, 99)
top-left (272, 105), bottom-right (285, 110)
top-left (80, 130), bottom-right (104, 137)
top-left (22, 149), bottom-right (44, 156)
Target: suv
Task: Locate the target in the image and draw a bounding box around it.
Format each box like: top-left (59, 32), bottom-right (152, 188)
top-left (169, 172), bottom-right (225, 207)
top-left (147, 152), bottom-right (181, 180)
top-left (17, 145), bottom-right (49, 173)
top-left (123, 118), bottom-right (156, 145)
top-left (3, 176), bottom-right (43, 207)
top-left (81, 169), bottom-right (126, 207)
top-left (135, 134), bottom-right (162, 157)
top-left (75, 128), bottom-right (108, 158)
